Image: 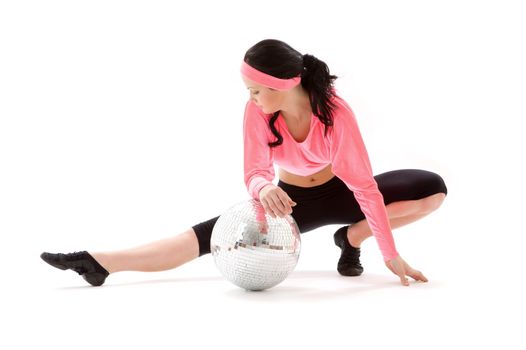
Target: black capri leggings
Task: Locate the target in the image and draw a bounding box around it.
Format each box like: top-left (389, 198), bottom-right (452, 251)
top-left (192, 169), bottom-right (448, 257)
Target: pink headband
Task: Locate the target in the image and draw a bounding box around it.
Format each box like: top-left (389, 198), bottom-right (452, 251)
top-left (240, 61), bottom-right (301, 91)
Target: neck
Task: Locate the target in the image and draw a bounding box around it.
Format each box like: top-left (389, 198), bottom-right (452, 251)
top-left (280, 86), bottom-right (312, 122)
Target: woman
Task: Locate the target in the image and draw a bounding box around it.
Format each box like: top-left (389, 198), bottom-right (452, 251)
top-left (41, 39), bottom-right (448, 287)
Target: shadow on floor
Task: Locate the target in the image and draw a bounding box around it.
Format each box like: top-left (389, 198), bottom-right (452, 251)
top-left (56, 269), bottom-right (441, 301)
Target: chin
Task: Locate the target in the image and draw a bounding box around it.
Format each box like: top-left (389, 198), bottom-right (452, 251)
top-left (262, 106), bottom-right (277, 114)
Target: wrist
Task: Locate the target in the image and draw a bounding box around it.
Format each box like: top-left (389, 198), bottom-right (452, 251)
top-left (258, 183), bottom-right (274, 198)
top-left (250, 178), bottom-right (274, 199)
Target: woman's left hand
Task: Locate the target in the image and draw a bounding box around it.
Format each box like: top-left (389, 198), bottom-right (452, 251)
top-left (385, 255), bottom-right (428, 286)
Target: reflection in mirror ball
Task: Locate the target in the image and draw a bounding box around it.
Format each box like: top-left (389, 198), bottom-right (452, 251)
top-left (211, 199), bottom-right (301, 291)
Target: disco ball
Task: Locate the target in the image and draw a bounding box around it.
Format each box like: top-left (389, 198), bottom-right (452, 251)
top-left (210, 199), bottom-right (301, 291)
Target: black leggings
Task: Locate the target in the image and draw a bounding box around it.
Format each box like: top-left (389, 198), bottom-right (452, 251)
top-left (192, 169), bottom-right (448, 257)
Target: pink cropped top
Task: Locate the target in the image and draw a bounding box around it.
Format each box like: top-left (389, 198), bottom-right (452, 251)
top-left (243, 93), bottom-right (398, 261)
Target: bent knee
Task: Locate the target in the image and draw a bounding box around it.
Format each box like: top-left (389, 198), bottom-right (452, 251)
top-left (430, 172), bottom-right (448, 197)
top-left (421, 192), bottom-right (446, 213)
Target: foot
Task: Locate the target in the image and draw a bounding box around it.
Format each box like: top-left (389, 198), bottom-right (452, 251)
top-left (333, 225), bottom-right (364, 276)
top-left (40, 251), bottom-right (109, 286)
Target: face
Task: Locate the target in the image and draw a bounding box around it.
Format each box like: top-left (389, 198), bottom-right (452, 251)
top-left (242, 76), bottom-right (284, 114)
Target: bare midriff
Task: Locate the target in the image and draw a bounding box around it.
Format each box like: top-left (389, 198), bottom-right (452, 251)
top-left (278, 163), bottom-right (335, 188)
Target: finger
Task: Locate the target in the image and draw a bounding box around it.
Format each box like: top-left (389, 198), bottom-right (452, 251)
top-left (278, 190), bottom-right (294, 211)
top-left (399, 275), bottom-right (410, 286)
top-left (261, 200), bottom-right (275, 218)
top-left (278, 195), bottom-right (293, 214)
top-left (275, 197), bottom-right (292, 217)
top-left (261, 200), bottom-right (271, 216)
top-left (409, 270), bottom-right (428, 282)
top-left (395, 267), bottom-right (410, 286)
top-left (270, 196), bottom-right (287, 215)
top-left (271, 206), bottom-right (283, 218)
top-left (266, 198), bottom-right (281, 218)
top-left (403, 261), bottom-right (427, 282)
top-left (282, 190), bottom-right (296, 206)
top-left (386, 261), bottom-right (408, 285)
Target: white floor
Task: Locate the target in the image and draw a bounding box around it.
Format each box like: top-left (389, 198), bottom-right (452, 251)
top-left (6, 200), bottom-right (525, 349)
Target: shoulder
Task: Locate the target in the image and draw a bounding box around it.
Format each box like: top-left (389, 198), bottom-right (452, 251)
top-left (243, 100), bottom-right (273, 138)
top-left (244, 100), bottom-right (271, 122)
top-left (330, 92), bottom-right (355, 118)
top-left (328, 92), bottom-right (358, 131)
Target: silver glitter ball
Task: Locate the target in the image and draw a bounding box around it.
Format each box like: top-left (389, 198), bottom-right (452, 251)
top-left (211, 199), bottom-right (301, 291)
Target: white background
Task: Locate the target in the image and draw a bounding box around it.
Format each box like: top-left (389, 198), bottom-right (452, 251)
top-left (1, 0), bottom-right (524, 349)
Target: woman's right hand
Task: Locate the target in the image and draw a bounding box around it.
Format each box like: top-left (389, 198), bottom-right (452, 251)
top-left (259, 184), bottom-right (297, 218)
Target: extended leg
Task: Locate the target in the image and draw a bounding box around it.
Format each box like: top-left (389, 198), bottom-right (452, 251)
top-left (91, 228), bottom-right (200, 273)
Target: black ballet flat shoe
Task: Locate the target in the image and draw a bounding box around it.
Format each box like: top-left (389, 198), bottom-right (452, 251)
top-left (40, 251), bottom-right (109, 286)
top-left (333, 225), bottom-right (364, 276)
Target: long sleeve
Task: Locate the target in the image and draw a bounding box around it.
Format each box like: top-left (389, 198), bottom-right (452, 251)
top-left (243, 100), bottom-right (275, 200)
top-left (330, 102), bottom-right (399, 261)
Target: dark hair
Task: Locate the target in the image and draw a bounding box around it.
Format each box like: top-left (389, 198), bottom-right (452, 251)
top-left (243, 39), bottom-right (339, 148)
